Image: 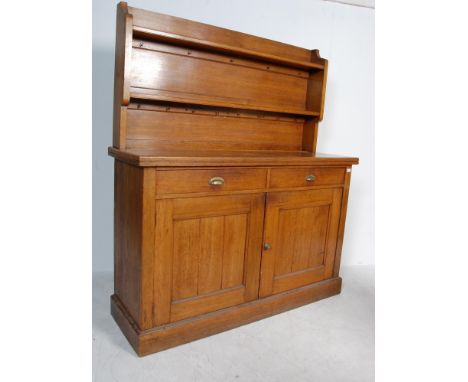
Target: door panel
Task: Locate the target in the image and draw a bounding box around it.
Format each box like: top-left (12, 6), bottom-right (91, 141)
top-left (221, 214), bottom-right (248, 289)
top-left (153, 193), bottom-right (265, 325)
top-left (173, 218), bottom-right (209, 300)
top-left (259, 188), bottom-right (342, 297)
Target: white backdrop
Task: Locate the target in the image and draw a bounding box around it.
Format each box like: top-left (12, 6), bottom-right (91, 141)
top-left (93, 0), bottom-right (374, 271)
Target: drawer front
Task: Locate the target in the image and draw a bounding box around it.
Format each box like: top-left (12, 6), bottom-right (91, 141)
top-left (269, 167), bottom-right (346, 189)
top-left (156, 168), bottom-right (267, 195)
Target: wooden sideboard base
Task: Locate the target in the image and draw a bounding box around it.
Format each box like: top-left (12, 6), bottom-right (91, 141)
top-left (111, 277), bottom-right (342, 356)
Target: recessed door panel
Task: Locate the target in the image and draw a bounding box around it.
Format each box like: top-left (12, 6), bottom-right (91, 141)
top-left (259, 188), bottom-right (342, 297)
top-left (154, 193), bottom-right (265, 324)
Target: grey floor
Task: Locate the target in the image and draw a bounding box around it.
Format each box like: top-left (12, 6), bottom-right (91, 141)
top-left (93, 265), bottom-right (374, 382)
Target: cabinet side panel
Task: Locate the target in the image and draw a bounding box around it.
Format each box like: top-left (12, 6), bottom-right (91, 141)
top-left (306, 59), bottom-right (328, 121)
top-left (114, 161), bottom-right (143, 325)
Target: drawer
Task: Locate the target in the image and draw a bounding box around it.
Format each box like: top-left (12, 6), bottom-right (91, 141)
top-left (156, 168), bottom-right (267, 195)
top-left (269, 167), bottom-right (346, 189)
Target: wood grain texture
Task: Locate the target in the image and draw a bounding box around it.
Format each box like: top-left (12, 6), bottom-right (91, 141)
top-left (291, 206), bottom-right (323, 272)
top-left (153, 194), bottom-right (265, 323)
top-left (139, 167), bottom-right (156, 329)
top-left (273, 208), bottom-right (297, 276)
top-left (129, 88), bottom-right (320, 117)
top-left (133, 38), bottom-right (311, 78)
top-left (112, 2), bottom-right (329, 150)
top-left (269, 167), bottom-right (346, 189)
top-left (172, 219), bottom-right (200, 301)
top-left (259, 188), bottom-right (343, 297)
top-left (222, 214), bottom-right (248, 289)
top-left (319, 59), bottom-right (328, 121)
top-left (130, 46), bottom-right (308, 111)
top-left (114, 161), bottom-right (156, 330)
top-left (333, 168), bottom-right (353, 277)
top-left (273, 267), bottom-right (327, 294)
top-left (153, 185), bottom-right (347, 201)
top-left (112, 3), bottom-right (133, 148)
top-left (155, 168), bottom-right (267, 195)
top-left (170, 286), bottom-right (245, 322)
top-left (243, 194), bottom-right (266, 301)
top-left (110, 2), bottom-right (358, 357)
top-left (127, 5), bottom-right (322, 65)
top-left (306, 60), bottom-right (328, 121)
top-left (126, 104), bottom-right (304, 152)
top-left (111, 277), bottom-right (342, 356)
top-left (114, 160), bottom-right (142, 325)
top-left (108, 147), bottom-right (359, 167)
top-left (198, 216), bottom-right (225, 294)
top-left (131, 26), bottom-right (325, 71)
top-left (302, 119), bottom-right (319, 153)
top-left (153, 198), bottom-right (173, 325)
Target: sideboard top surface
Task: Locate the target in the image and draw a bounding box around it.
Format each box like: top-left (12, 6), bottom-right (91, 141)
top-left (108, 147), bottom-right (359, 167)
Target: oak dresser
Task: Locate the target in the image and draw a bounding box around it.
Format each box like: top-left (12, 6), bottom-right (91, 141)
top-left (109, 2), bottom-right (359, 356)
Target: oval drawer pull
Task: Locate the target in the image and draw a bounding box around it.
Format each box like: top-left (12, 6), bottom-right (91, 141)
top-left (208, 176), bottom-right (225, 186)
top-left (305, 174), bottom-right (316, 182)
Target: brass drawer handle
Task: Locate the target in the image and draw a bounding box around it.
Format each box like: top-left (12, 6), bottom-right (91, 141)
top-left (305, 175), bottom-right (316, 182)
top-left (209, 176), bottom-right (225, 186)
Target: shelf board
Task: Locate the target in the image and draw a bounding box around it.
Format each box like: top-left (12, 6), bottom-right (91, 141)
top-left (132, 26), bottom-right (325, 71)
top-left (129, 89), bottom-right (320, 118)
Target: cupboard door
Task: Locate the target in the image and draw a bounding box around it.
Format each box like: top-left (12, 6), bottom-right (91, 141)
top-left (259, 188), bottom-right (343, 297)
top-left (153, 193), bottom-right (265, 324)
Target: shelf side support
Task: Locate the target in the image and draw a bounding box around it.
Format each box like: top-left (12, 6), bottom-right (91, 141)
top-left (113, 2), bottom-right (133, 149)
